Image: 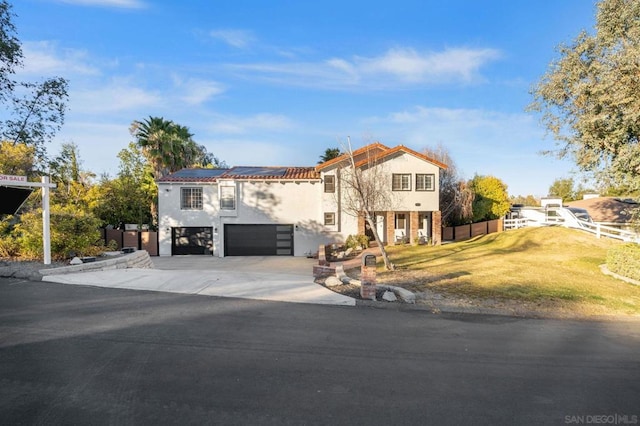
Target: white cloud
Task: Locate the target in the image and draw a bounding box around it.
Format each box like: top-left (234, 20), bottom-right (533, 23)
top-left (71, 79), bottom-right (162, 114)
top-left (55, 0), bottom-right (146, 8)
top-left (359, 47), bottom-right (501, 83)
top-left (21, 41), bottom-right (99, 77)
top-left (207, 113), bottom-right (295, 135)
top-left (172, 76), bottom-right (225, 105)
top-left (209, 29), bottom-right (255, 49)
top-left (229, 46), bottom-right (501, 89)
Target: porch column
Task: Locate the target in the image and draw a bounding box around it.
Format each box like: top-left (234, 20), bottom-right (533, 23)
top-left (358, 213), bottom-right (366, 235)
top-left (409, 211), bottom-right (419, 245)
top-left (432, 211), bottom-right (442, 245)
top-left (386, 211), bottom-right (395, 245)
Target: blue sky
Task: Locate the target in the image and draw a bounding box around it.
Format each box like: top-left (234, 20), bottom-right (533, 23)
top-left (13, 0), bottom-right (598, 196)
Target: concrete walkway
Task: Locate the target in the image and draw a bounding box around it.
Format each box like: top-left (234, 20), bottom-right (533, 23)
top-left (41, 256), bottom-right (356, 306)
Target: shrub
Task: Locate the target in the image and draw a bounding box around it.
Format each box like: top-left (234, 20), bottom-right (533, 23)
top-left (15, 205), bottom-right (103, 260)
top-left (345, 234), bottom-right (369, 250)
top-left (606, 243), bottom-right (640, 282)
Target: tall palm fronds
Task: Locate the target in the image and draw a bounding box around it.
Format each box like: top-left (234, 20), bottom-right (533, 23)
top-left (130, 116), bottom-right (207, 180)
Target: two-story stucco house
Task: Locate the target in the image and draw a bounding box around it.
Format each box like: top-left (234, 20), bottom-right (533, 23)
top-left (156, 143), bottom-right (447, 256)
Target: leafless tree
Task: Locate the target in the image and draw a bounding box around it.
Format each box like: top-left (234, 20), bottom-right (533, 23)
top-left (423, 143), bottom-right (473, 226)
top-left (338, 138), bottom-right (396, 270)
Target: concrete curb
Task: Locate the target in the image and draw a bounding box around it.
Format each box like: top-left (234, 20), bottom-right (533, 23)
top-left (39, 250), bottom-right (154, 277)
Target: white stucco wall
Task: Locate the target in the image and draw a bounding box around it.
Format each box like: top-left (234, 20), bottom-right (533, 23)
top-left (157, 182), bottom-right (219, 256)
top-left (370, 152), bottom-right (440, 211)
top-left (157, 179), bottom-right (342, 257)
top-left (218, 180), bottom-right (339, 256)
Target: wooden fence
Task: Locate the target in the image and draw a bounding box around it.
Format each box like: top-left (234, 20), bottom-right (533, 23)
top-left (442, 219), bottom-right (503, 242)
top-left (101, 229), bottom-right (158, 256)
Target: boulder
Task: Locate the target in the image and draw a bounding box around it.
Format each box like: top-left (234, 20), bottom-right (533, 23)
top-left (382, 291), bottom-right (398, 302)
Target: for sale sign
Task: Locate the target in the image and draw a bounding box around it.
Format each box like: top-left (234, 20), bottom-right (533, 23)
top-left (0, 174), bottom-right (27, 184)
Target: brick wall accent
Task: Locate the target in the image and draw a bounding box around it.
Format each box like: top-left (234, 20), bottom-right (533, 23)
top-left (432, 211), bottom-right (442, 245)
top-left (410, 211), bottom-right (419, 245)
top-left (358, 214), bottom-right (365, 235)
top-left (386, 211), bottom-right (395, 245)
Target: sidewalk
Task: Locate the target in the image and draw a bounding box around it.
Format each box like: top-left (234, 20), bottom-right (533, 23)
top-left (41, 256), bottom-right (356, 306)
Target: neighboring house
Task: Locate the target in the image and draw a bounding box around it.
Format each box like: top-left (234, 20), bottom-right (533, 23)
top-left (156, 143), bottom-right (446, 256)
top-left (566, 196), bottom-right (639, 228)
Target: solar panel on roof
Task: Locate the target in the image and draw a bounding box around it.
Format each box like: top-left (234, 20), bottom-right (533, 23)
top-left (225, 167), bottom-right (288, 177)
top-left (171, 168), bottom-right (229, 178)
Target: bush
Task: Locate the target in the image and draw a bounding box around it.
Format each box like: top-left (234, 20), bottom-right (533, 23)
top-left (345, 234), bottom-right (369, 250)
top-left (606, 243), bottom-right (640, 282)
top-left (15, 205), bottom-right (103, 260)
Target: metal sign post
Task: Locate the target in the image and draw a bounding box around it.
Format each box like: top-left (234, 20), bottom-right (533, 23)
top-left (0, 175), bottom-right (57, 265)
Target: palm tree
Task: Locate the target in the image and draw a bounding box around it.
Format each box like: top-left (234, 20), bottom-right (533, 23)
top-left (318, 147), bottom-right (341, 164)
top-left (130, 116), bottom-right (174, 180)
top-left (130, 116), bottom-right (207, 180)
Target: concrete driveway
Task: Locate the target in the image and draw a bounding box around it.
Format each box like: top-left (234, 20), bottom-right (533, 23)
top-left (42, 255), bottom-right (355, 306)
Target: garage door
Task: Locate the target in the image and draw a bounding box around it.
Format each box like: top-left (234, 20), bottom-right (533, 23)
top-left (171, 227), bottom-right (213, 255)
top-left (224, 224), bottom-right (293, 256)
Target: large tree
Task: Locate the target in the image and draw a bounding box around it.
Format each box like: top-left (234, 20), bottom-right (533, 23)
top-left (548, 177), bottom-right (577, 202)
top-left (92, 143), bottom-right (155, 228)
top-left (469, 175), bottom-right (510, 222)
top-left (529, 0), bottom-right (640, 192)
top-left (0, 1), bottom-right (68, 165)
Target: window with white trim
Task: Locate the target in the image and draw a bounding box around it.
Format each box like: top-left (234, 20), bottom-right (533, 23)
top-left (395, 213), bottom-right (407, 229)
top-left (220, 186), bottom-right (236, 210)
top-left (324, 175), bottom-right (335, 193)
top-left (181, 187), bottom-right (203, 210)
top-left (324, 212), bottom-right (336, 226)
top-left (392, 173), bottom-right (411, 191)
top-left (416, 174), bottom-right (435, 191)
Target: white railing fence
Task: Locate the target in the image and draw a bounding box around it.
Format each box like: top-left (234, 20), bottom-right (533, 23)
top-left (574, 220), bottom-right (640, 243)
top-left (504, 213), bottom-right (639, 243)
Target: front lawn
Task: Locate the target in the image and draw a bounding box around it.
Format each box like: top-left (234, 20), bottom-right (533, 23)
top-left (378, 227), bottom-right (640, 316)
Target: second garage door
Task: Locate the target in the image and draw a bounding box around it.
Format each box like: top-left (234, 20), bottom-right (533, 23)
top-left (224, 224), bottom-right (293, 256)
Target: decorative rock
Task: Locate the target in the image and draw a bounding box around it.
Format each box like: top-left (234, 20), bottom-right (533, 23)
top-left (324, 276), bottom-right (343, 287)
top-left (382, 291), bottom-right (398, 302)
top-left (335, 264), bottom-right (351, 283)
top-left (69, 257), bottom-right (83, 265)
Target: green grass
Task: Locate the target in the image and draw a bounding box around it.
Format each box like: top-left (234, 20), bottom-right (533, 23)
top-left (378, 227), bottom-right (640, 316)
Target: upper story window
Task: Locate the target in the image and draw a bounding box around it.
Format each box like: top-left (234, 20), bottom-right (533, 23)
top-left (220, 186), bottom-right (236, 210)
top-left (181, 187), bottom-right (203, 210)
top-left (392, 174), bottom-right (411, 191)
top-left (324, 175), bottom-right (335, 193)
top-left (416, 174), bottom-right (435, 191)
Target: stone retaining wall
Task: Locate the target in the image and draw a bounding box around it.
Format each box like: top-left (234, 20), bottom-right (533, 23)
top-left (39, 250), bottom-right (154, 276)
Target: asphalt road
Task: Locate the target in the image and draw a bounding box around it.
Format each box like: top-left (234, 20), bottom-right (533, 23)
top-left (1, 278), bottom-right (639, 426)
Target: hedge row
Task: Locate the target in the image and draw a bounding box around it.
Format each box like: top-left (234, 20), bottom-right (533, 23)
top-left (606, 243), bottom-right (640, 282)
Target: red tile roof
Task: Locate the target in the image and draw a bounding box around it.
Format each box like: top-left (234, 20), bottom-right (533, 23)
top-left (158, 142), bottom-right (446, 183)
top-left (316, 142), bottom-right (448, 171)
